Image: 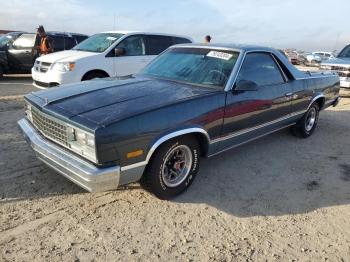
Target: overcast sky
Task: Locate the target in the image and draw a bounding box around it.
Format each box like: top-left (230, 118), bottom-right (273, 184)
top-left (1, 0), bottom-right (349, 52)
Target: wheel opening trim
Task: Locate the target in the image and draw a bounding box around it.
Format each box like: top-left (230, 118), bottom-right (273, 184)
top-left (120, 128), bottom-right (210, 171)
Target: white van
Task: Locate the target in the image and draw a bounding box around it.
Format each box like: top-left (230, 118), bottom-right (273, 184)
top-left (31, 31), bottom-right (192, 88)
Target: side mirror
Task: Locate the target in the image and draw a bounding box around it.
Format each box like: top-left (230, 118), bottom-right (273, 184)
top-left (114, 47), bottom-right (125, 57)
top-left (235, 80), bottom-right (258, 91)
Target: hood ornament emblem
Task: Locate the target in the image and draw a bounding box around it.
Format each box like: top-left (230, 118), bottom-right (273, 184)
top-left (44, 97), bottom-right (49, 105)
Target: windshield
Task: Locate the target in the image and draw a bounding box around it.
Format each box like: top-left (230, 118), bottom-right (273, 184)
top-left (72, 33), bottom-right (124, 53)
top-left (338, 45), bottom-right (350, 58)
top-left (142, 48), bottom-right (239, 88)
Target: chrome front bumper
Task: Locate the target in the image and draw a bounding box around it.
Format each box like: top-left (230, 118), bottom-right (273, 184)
top-left (18, 118), bottom-right (120, 192)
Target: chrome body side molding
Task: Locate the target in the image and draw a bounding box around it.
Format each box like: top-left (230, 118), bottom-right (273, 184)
top-left (210, 110), bottom-right (306, 144)
top-left (121, 110), bottom-right (307, 174)
top-left (208, 123), bottom-right (296, 158)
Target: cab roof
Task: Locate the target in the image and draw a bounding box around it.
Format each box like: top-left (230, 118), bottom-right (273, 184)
top-left (173, 43), bottom-right (276, 53)
top-left (101, 31), bottom-right (192, 40)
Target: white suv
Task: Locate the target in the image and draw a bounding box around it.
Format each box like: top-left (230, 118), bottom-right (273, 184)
top-left (32, 31), bottom-right (192, 88)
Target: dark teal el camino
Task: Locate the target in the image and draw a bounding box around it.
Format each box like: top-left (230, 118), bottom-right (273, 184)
top-left (18, 44), bottom-right (340, 199)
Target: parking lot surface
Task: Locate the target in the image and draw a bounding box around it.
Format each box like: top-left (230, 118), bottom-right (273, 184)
top-left (0, 75), bottom-right (37, 99)
top-left (0, 76), bottom-right (350, 261)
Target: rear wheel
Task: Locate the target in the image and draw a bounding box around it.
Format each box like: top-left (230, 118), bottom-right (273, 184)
top-left (82, 72), bottom-right (107, 81)
top-left (141, 136), bottom-right (200, 199)
top-left (0, 66), bottom-right (3, 78)
top-left (291, 103), bottom-right (320, 138)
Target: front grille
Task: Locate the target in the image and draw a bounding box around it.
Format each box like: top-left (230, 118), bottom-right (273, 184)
top-left (31, 106), bottom-right (69, 146)
top-left (34, 80), bottom-right (59, 88)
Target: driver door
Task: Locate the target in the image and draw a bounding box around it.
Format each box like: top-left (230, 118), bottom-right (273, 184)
top-left (7, 33), bottom-right (36, 72)
top-left (217, 52), bottom-right (293, 151)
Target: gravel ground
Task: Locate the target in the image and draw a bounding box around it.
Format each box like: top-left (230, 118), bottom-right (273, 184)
top-left (0, 77), bottom-right (350, 261)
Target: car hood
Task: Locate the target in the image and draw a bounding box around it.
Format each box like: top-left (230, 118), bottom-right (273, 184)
top-left (322, 57), bottom-right (350, 67)
top-left (28, 76), bottom-right (219, 127)
top-left (36, 50), bottom-right (97, 63)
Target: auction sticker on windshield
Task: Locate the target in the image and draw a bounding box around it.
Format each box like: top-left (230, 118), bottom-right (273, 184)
top-left (207, 50), bottom-right (233, 60)
top-left (106, 37), bottom-right (117, 41)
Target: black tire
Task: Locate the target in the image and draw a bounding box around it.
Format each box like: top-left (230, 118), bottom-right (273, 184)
top-left (82, 72), bottom-right (107, 81)
top-left (291, 103), bottom-right (320, 138)
top-left (0, 66), bottom-right (3, 78)
top-left (141, 135), bottom-right (200, 200)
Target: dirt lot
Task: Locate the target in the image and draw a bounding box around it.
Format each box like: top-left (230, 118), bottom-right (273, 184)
top-left (0, 76), bottom-right (350, 261)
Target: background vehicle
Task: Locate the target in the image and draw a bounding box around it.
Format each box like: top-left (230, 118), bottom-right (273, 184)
top-left (3, 31), bottom-right (88, 74)
top-left (320, 44), bottom-right (350, 88)
top-left (31, 31), bottom-right (193, 88)
top-left (306, 52), bottom-right (321, 65)
top-left (306, 51), bottom-right (334, 66)
top-left (0, 32), bottom-right (25, 77)
top-left (0, 53), bottom-right (6, 77)
top-left (19, 44), bottom-right (340, 199)
top-left (285, 50), bottom-right (306, 65)
top-left (312, 51), bottom-right (335, 61)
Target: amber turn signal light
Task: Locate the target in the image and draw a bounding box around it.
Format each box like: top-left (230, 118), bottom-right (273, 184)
top-left (69, 62), bottom-right (75, 71)
top-left (127, 149), bottom-right (143, 158)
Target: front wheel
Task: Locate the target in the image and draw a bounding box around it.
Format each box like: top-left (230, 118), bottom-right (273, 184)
top-left (82, 72), bottom-right (107, 81)
top-left (291, 103), bottom-right (320, 138)
top-left (141, 136), bottom-right (200, 199)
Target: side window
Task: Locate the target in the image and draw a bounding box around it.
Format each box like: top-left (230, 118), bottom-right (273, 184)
top-left (74, 35), bottom-right (88, 44)
top-left (173, 37), bottom-right (191, 44)
top-left (64, 37), bottom-right (76, 50)
top-left (52, 36), bottom-right (64, 50)
top-left (236, 52), bottom-right (285, 86)
top-left (117, 35), bottom-right (145, 56)
top-left (12, 34), bottom-right (35, 48)
top-left (146, 35), bottom-right (173, 55)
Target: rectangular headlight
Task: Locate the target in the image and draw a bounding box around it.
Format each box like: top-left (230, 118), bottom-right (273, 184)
top-left (67, 126), bottom-right (97, 162)
top-left (25, 101), bottom-right (33, 122)
top-left (75, 129), bottom-right (95, 147)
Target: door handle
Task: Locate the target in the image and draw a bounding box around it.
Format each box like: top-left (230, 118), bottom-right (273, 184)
top-left (285, 92), bottom-right (293, 97)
